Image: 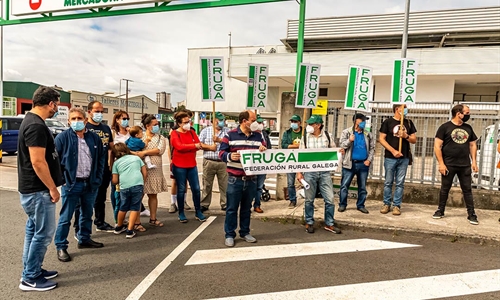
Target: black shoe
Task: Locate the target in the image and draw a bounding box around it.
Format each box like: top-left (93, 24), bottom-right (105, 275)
top-left (221, 207), bottom-right (226, 211)
top-left (78, 239), bottom-right (104, 249)
top-left (433, 210), bottom-right (444, 219)
top-left (338, 206), bottom-right (346, 212)
top-left (200, 206), bottom-right (209, 212)
top-left (305, 224), bottom-right (315, 234)
top-left (468, 214), bottom-right (479, 225)
top-left (96, 223), bottom-right (115, 232)
top-left (57, 249), bottom-right (71, 262)
top-left (357, 207), bottom-right (369, 214)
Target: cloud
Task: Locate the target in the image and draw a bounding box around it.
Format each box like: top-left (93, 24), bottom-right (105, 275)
top-left (4, 0), bottom-right (499, 104)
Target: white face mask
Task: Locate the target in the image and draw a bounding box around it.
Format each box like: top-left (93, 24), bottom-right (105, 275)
top-left (258, 124), bottom-right (264, 131)
top-left (182, 123), bottom-right (191, 131)
top-left (306, 125), bottom-right (314, 134)
top-left (250, 121), bottom-right (260, 132)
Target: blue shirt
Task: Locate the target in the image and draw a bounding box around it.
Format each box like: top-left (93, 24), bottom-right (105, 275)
top-left (126, 137), bottom-right (145, 151)
top-left (351, 131), bottom-right (368, 161)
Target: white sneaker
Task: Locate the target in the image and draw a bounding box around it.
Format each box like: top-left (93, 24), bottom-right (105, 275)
top-left (147, 164), bottom-right (157, 169)
top-left (140, 209), bottom-right (150, 217)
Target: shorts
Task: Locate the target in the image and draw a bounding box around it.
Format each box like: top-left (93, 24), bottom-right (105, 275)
top-left (119, 185), bottom-right (143, 212)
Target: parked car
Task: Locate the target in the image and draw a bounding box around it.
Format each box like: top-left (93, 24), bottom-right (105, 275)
top-left (269, 131), bottom-right (280, 148)
top-left (45, 118), bottom-right (68, 137)
top-left (1, 116), bottom-right (24, 154)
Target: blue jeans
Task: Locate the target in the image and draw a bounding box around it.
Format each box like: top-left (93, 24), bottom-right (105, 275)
top-left (253, 174), bottom-right (266, 208)
top-left (383, 157), bottom-right (410, 208)
top-left (55, 182), bottom-right (98, 249)
top-left (119, 185), bottom-right (144, 212)
top-left (304, 171), bottom-right (335, 226)
top-left (339, 162), bottom-right (369, 208)
top-left (20, 190), bottom-right (56, 281)
top-left (224, 175), bottom-right (257, 238)
top-left (110, 184), bottom-right (119, 222)
top-left (172, 165), bottom-right (201, 212)
top-left (287, 173), bottom-right (297, 202)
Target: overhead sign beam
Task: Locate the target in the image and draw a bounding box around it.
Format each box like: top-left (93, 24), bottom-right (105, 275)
top-left (1, 0), bottom-right (291, 26)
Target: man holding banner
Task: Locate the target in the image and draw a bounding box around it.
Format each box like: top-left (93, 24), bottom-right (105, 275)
top-left (281, 114), bottom-right (303, 208)
top-left (379, 104), bottom-right (417, 216)
top-left (297, 115), bottom-right (341, 234)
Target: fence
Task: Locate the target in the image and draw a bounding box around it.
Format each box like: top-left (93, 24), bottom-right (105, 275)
top-left (324, 101), bottom-right (500, 190)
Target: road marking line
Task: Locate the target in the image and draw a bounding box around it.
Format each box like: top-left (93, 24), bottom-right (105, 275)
top-left (126, 216), bottom-right (217, 300)
top-left (185, 238), bottom-right (420, 266)
top-left (208, 269), bottom-right (500, 300)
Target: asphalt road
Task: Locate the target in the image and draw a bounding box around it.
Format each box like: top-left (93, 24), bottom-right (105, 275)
top-left (1, 189), bottom-right (499, 300)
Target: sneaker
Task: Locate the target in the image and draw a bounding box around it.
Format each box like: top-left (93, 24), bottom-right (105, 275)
top-left (468, 214), bottom-right (479, 225)
top-left (184, 202), bottom-right (192, 210)
top-left (140, 209), bottom-right (151, 217)
top-left (114, 225), bottom-right (127, 235)
top-left (392, 206), bottom-right (401, 216)
top-left (288, 201), bottom-right (296, 209)
top-left (242, 234), bottom-right (257, 243)
top-left (195, 210), bottom-right (207, 222)
top-left (169, 204), bottom-right (177, 213)
top-left (324, 225), bottom-right (342, 234)
top-left (178, 212), bottom-right (188, 223)
top-left (73, 235), bottom-right (79, 242)
top-left (225, 237), bottom-right (235, 247)
top-left (126, 230), bottom-right (136, 239)
top-left (96, 223), bottom-right (115, 232)
top-left (380, 205), bottom-right (390, 214)
top-left (41, 269), bottom-right (58, 280)
top-left (147, 163), bottom-right (157, 169)
top-left (338, 206), bottom-right (346, 212)
top-left (305, 224), bottom-right (315, 234)
top-left (433, 210), bottom-right (444, 219)
top-left (19, 276), bottom-right (57, 292)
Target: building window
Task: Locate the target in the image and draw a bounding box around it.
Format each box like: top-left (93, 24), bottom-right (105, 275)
top-left (256, 48), bottom-right (266, 54)
top-left (113, 109), bottom-right (119, 113)
top-left (81, 106), bottom-right (87, 111)
top-left (319, 88), bottom-right (328, 97)
top-left (103, 108), bottom-right (109, 113)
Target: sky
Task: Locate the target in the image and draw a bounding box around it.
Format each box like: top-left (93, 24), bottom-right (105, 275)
top-left (3, 0), bottom-right (500, 104)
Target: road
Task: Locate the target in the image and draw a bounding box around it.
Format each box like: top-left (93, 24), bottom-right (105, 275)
top-left (1, 189), bottom-right (499, 300)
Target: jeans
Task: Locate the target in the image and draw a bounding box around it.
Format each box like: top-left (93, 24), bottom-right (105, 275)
top-left (287, 173), bottom-right (297, 203)
top-left (55, 182), bottom-right (98, 249)
top-left (303, 171), bottom-right (335, 226)
top-left (383, 157), bottom-right (409, 208)
top-left (94, 168), bottom-right (111, 226)
top-left (172, 165), bottom-right (201, 212)
top-left (224, 175), bottom-right (257, 238)
top-left (339, 162), bottom-right (369, 208)
top-left (20, 191), bottom-right (56, 281)
top-left (438, 165), bottom-right (475, 215)
top-left (119, 185), bottom-right (144, 212)
top-left (254, 174), bottom-right (266, 208)
top-left (110, 184), bottom-right (119, 222)
top-left (200, 159), bottom-right (228, 209)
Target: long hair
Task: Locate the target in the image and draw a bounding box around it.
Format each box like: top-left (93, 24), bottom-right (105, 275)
top-left (111, 110), bottom-right (129, 133)
top-left (113, 143), bottom-right (131, 160)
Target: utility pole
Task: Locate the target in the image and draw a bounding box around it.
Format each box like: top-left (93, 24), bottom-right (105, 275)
top-left (141, 96), bottom-right (144, 115)
top-left (123, 78), bottom-right (133, 113)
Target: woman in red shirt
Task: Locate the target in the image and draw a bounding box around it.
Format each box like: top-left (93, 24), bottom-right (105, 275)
top-left (170, 111), bottom-right (207, 223)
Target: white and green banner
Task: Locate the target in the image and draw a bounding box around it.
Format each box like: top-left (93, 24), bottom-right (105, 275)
top-left (246, 64), bottom-right (269, 109)
top-left (344, 65), bottom-right (373, 112)
top-left (391, 59), bottom-right (418, 104)
top-left (238, 148), bottom-right (341, 175)
top-left (295, 63), bottom-right (321, 108)
top-left (200, 56), bottom-right (225, 102)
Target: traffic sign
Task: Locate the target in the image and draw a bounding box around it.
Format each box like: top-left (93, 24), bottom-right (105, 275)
top-left (200, 112), bottom-right (206, 119)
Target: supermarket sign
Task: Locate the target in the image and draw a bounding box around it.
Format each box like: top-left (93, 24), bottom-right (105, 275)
top-left (12, 0), bottom-right (162, 16)
top-left (239, 148), bottom-right (342, 175)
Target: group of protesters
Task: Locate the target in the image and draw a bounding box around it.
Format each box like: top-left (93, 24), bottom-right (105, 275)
top-left (17, 86), bottom-right (492, 292)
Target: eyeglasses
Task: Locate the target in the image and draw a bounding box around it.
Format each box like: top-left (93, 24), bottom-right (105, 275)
top-left (121, 118), bottom-right (130, 120)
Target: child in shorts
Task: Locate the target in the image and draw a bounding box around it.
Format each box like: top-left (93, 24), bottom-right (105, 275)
top-left (126, 126), bottom-right (156, 169)
top-left (111, 143), bottom-right (147, 238)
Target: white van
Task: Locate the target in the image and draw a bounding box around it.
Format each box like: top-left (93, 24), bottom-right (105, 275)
top-left (474, 123), bottom-right (500, 189)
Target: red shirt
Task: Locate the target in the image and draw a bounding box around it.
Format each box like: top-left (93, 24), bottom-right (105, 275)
top-left (170, 129), bottom-right (200, 168)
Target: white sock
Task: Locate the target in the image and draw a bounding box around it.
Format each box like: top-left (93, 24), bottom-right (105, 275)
top-left (171, 195), bottom-right (177, 205)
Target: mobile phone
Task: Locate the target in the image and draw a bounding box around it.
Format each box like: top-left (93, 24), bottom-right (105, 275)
top-left (444, 169), bottom-right (449, 176)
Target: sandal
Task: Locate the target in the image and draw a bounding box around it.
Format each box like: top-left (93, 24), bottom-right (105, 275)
top-left (149, 219), bottom-right (164, 227)
top-left (133, 223), bottom-right (147, 232)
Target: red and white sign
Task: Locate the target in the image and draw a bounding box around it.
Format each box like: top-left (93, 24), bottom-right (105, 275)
top-left (12, 0), bottom-right (167, 16)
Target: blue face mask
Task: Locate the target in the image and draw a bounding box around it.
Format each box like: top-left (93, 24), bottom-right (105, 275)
top-left (120, 119), bottom-right (129, 127)
top-left (92, 113), bottom-right (103, 123)
top-left (218, 121), bottom-right (225, 128)
top-left (71, 121), bottom-right (85, 132)
top-left (290, 123), bottom-right (299, 130)
top-left (52, 111), bottom-right (59, 118)
top-left (151, 125), bottom-right (160, 134)
top-left (403, 108), bottom-right (408, 116)
top-left (358, 121), bottom-right (366, 129)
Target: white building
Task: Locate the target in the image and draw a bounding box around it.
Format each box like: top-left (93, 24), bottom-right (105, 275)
top-left (186, 6), bottom-right (500, 121)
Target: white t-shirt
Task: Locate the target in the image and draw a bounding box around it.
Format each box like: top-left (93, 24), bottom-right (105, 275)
top-left (113, 131), bottom-right (130, 144)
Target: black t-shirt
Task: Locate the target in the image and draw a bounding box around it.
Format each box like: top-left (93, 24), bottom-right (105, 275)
top-left (17, 112), bottom-right (63, 194)
top-left (435, 121), bottom-right (477, 167)
top-left (86, 123), bottom-right (113, 167)
top-left (379, 117), bottom-right (417, 159)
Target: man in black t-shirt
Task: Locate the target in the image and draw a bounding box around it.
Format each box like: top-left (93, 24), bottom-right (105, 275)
top-left (17, 86), bottom-right (63, 292)
top-left (379, 104), bottom-right (417, 216)
top-left (433, 104), bottom-right (479, 225)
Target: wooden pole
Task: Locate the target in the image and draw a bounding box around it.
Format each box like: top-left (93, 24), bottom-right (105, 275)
top-left (301, 108), bottom-right (308, 139)
top-left (212, 101), bottom-right (216, 132)
top-left (398, 104), bottom-right (405, 152)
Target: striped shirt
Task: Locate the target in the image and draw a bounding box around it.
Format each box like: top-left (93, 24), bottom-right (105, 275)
top-left (300, 130), bottom-right (334, 149)
top-left (76, 135), bottom-right (92, 178)
top-left (198, 126), bottom-right (229, 161)
top-left (219, 126), bottom-right (264, 176)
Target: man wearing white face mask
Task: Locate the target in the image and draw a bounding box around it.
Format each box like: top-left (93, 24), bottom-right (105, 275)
top-left (297, 115), bottom-right (341, 234)
top-left (281, 114), bottom-right (302, 208)
top-left (199, 112), bottom-right (230, 212)
top-left (54, 108), bottom-right (105, 262)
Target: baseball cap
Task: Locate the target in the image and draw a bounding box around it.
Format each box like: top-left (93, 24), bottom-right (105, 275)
top-left (290, 114), bottom-right (301, 122)
top-left (215, 112), bottom-right (225, 121)
top-left (256, 114), bottom-right (264, 123)
top-left (353, 113), bottom-right (369, 122)
top-left (306, 115), bottom-right (323, 124)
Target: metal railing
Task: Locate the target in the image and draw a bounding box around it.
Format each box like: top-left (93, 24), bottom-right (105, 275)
top-left (325, 101), bottom-right (500, 190)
